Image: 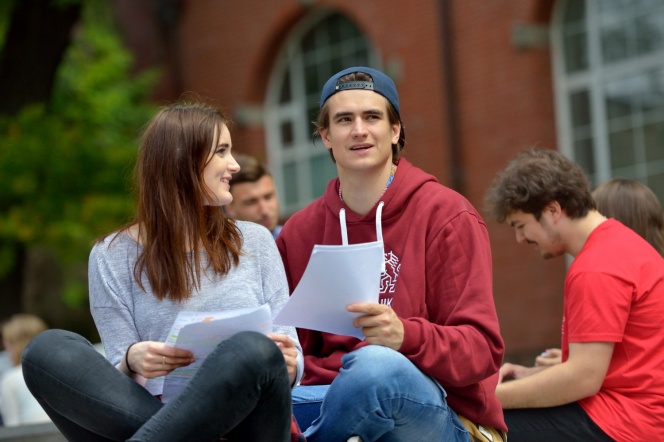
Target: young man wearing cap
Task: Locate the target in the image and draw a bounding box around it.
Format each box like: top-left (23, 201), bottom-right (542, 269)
top-left (225, 154), bottom-right (283, 239)
top-left (276, 67), bottom-right (506, 441)
top-left (484, 148), bottom-right (664, 442)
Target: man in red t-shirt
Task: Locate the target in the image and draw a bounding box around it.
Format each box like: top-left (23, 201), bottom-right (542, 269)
top-left (485, 148), bottom-right (664, 442)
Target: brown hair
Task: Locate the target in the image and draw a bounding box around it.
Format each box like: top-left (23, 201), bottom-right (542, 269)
top-left (111, 101), bottom-right (242, 302)
top-left (229, 154), bottom-right (271, 187)
top-left (2, 314), bottom-right (48, 366)
top-left (313, 72), bottom-right (406, 162)
top-left (485, 148), bottom-right (596, 223)
top-left (593, 179), bottom-right (664, 256)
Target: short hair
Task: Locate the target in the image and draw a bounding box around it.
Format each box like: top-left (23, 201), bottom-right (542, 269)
top-left (2, 314), bottom-right (48, 365)
top-left (313, 71), bottom-right (406, 162)
top-left (229, 154), bottom-right (271, 187)
top-left (593, 179), bottom-right (664, 256)
top-left (484, 148), bottom-right (596, 223)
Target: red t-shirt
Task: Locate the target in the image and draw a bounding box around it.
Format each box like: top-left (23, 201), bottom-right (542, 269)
top-left (562, 219), bottom-right (664, 441)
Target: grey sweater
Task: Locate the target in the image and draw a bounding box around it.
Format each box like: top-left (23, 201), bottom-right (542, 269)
top-left (89, 221), bottom-right (303, 395)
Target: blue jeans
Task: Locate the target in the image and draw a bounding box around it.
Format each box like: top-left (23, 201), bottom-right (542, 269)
top-left (22, 329), bottom-right (292, 442)
top-left (293, 345), bottom-right (470, 442)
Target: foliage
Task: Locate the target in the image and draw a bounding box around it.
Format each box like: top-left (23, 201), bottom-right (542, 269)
top-left (0, 2), bottom-right (158, 307)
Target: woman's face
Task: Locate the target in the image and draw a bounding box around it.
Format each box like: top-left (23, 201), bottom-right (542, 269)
top-left (203, 124), bottom-right (240, 206)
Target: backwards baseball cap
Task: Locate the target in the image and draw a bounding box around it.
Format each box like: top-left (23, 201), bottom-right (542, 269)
top-left (320, 66), bottom-right (400, 117)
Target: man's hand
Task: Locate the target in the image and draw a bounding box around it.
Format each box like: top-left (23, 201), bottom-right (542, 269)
top-left (498, 362), bottom-right (541, 383)
top-left (268, 333), bottom-right (298, 386)
top-left (535, 348), bottom-right (562, 367)
top-left (348, 302), bottom-right (404, 350)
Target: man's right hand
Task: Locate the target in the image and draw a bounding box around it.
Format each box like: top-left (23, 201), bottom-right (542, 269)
top-left (498, 362), bottom-right (541, 383)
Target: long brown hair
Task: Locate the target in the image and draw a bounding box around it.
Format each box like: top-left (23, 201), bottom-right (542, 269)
top-left (593, 178), bottom-right (664, 256)
top-left (113, 101), bottom-right (242, 302)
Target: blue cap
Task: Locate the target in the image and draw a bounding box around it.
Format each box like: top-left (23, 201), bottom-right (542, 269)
top-left (320, 66), bottom-right (400, 117)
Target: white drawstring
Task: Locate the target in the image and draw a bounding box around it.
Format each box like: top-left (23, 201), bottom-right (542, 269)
top-left (338, 201), bottom-right (386, 272)
top-left (340, 208), bottom-right (348, 246)
top-left (376, 202), bottom-right (385, 273)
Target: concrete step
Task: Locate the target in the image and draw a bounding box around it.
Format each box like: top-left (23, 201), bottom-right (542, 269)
top-left (0, 422), bottom-right (65, 442)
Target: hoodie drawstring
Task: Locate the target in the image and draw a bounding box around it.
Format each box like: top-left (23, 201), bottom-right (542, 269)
top-left (339, 201), bottom-right (385, 273)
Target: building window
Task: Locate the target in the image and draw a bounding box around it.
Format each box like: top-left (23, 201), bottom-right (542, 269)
top-left (552, 0), bottom-right (664, 203)
top-left (265, 12), bottom-right (377, 215)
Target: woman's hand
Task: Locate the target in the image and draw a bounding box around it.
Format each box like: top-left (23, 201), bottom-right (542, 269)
top-left (123, 341), bottom-right (195, 378)
top-left (268, 334), bottom-right (298, 386)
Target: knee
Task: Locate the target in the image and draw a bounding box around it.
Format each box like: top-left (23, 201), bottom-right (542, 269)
top-left (22, 329), bottom-right (88, 366)
top-left (226, 331), bottom-right (283, 371)
top-left (340, 345), bottom-right (411, 386)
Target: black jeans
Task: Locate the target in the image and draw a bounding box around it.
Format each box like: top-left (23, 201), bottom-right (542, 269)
top-left (504, 402), bottom-right (615, 442)
top-left (22, 329), bottom-right (291, 442)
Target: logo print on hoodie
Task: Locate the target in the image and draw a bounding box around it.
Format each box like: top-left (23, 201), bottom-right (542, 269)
top-left (380, 250), bottom-right (401, 300)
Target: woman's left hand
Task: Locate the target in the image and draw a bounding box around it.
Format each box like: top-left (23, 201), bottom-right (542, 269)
top-left (268, 333), bottom-right (298, 386)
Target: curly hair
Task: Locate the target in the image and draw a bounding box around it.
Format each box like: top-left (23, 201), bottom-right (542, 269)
top-left (484, 148), bottom-right (596, 223)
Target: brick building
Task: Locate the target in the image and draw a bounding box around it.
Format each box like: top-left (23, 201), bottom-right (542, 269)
top-left (114, 0), bottom-right (664, 361)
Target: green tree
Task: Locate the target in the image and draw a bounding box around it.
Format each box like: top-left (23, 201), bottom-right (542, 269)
top-left (0, 1), bottom-right (158, 338)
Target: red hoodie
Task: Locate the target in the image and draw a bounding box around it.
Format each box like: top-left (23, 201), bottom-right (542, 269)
top-left (277, 158), bottom-right (506, 431)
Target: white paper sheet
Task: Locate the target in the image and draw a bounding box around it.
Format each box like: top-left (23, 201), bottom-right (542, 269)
top-left (161, 304), bottom-right (272, 403)
top-left (274, 241), bottom-right (383, 339)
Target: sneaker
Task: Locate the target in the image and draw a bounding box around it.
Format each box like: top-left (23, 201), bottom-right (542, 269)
top-left (347, 437), bottom-right (362, 442)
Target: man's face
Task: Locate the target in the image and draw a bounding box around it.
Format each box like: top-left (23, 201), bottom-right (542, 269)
top-left (506, 209), bottom-right (565, 260)
top-left (227, 175), bottom-right (280, 232)
top-left (319, 89), bottom-right (400, 175)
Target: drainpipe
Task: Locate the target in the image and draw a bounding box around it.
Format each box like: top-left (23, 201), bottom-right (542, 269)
top-left (438, 0), bottom-right (464, 194)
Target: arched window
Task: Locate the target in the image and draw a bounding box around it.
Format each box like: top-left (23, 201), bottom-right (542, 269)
top-left (552, 0), bottom-right (664, 202)
top-left (265, 12), bottom-right (378, 215)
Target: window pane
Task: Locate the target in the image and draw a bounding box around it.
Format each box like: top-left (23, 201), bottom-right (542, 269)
top-left (606, 80), bottom-right (635, 119)
top-left (570, 90), bottom-right (591, 127)
top-left (280, 121), bottom-right (294, 146)
top-left (310, 153), bottom-right (337, 198)
top-left (574, 137), bottom-right (596, 181)
top-left (647, 171), bottom-right (664, 206)
top-left (564, 32), bottom-right (588, 73)
top-left (601, 24), bottom-right (629, 63)
top-left (635, 13), bottom-right (664, 55)
top-left (279, 69), bottom-right (292, 104)
top-left (644, 121), bottom-right (664, 162)
top-left (282, 162), bottom-right (299, 205)
top-left (609, 127), bottom-right (637, 169)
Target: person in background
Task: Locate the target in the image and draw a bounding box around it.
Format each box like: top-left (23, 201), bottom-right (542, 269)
top-left (535, 178), bottom-right (664, 367)
top-left (592, 178), bottom-right (664, 255)
top-left (21, 101), bottom-right (304, 441)
top-left (225, 154), bottom-right (282, 239)
top-left (277, 66), bottom-right (506, 442)
top-left (0, 314), bottom-right (50, 427)
top-left (485, 148), bottom-right (664, 441)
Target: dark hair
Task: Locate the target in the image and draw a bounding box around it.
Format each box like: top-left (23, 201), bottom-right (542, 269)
top-left (111, 101), bottom-right (242, 302)
top-left (593, 179), bottom-right (664, 256)
top-left (313, 72), bottom-right (406, 162)
top-left (229, 154), bottom-right (271, 187)
top-left (484, 148), bottom-right (596, 222)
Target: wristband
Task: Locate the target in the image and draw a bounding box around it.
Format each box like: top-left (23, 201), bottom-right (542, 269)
top-left (125, 342), bottom-right (139, 374)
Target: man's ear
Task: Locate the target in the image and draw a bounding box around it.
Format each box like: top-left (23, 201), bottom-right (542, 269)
top-left (320, 128), bottom-right (332, 149)
top-left (545, 201), bottom-right (563, 221)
